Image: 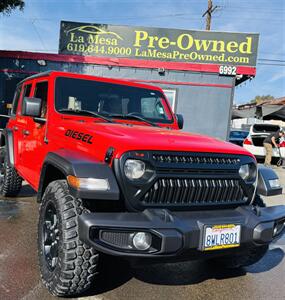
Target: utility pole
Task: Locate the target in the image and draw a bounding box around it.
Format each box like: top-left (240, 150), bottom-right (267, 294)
top-left (202, 0), bottom-right (218, 30)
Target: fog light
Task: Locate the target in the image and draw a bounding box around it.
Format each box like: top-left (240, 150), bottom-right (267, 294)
top-left (274, 226), bottom-right (278, 236)
top-left (273, 219), bottom-right (285, 237)
top-left (132, 232), bottom-right (152, 251)
top-left (269, 179), bottom-right (281, 189)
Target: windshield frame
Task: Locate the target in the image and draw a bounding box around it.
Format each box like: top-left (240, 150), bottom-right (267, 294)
top-left (53, 76), bottom-right (175, 125)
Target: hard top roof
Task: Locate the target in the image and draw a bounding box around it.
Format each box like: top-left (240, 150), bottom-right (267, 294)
top-left (17, 71), bottom-right (52, 85)
top-left (17, 70), bottom-right (163, 91)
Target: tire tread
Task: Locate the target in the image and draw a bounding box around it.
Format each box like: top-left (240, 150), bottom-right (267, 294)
top-left (0, 149), bottom-right (22, 197)
top-left (39, 180), bottom-right (99, 297)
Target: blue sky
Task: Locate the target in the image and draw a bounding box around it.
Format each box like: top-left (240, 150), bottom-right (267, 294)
top-left (0, 0), bottom-right (284, 104)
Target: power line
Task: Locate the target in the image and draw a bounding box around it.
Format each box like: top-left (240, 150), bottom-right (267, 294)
top-left (4, 14), bottom-right (284, 23)
top-left (25, 0), bottom-right (202, 1)
top-left (225, 6), bottom-right (285, 13)
top-left (258, 58), bottom-right (285, 62)
top-left (21, 0), bottom-right (285, 15)
top-left (212, 15), bottom-right (283, 21)
top-left (259, 51), bottom-right (285, 56)
top-left (257, 63), bottom-right (285, 66)
top-left (4, 13), bottom-right (201, 21)
top-left (30, 19), bottom-right (46, 51)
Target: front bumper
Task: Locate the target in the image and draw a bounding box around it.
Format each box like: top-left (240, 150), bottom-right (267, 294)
top-left (78, 205), bottom-right (285, 259)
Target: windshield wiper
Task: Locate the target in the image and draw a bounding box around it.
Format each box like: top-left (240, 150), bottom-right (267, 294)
top-left (58, 109), bottom-right (113, 123)
top-left (106, 112), bottom-right (159, 127)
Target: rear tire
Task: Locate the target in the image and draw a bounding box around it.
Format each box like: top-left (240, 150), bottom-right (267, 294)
top-left (0, 147), bottom-right (22, 197)
top-left (38, 180), bottom-right (99, 297)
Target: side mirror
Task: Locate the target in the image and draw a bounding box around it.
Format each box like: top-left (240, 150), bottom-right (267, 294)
top-left (22, 97), bottom-right (42, 117)
top-left (176, 114), bottom-right (184, 129)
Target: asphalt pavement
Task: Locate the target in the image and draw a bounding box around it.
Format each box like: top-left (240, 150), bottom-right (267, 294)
top-left (0, 168), bottom-right (285, 300)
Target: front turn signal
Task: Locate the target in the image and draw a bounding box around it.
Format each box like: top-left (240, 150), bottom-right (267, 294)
top-left (67, 175), bottom-right (110, 191)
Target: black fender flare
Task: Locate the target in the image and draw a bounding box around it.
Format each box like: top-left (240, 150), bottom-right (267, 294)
top-left (37, 149), bottom-right (120, 202)
top-left (257, 165), bottom-right (283, 196)
top-left (0, 128), bottom-right (15, 166)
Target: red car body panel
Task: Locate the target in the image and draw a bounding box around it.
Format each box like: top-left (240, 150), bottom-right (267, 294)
top-left (7, 71), bottom-right (254, 190)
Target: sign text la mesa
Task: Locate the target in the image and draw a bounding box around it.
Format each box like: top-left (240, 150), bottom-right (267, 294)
top-left (70, 32), bottom-right (119, 46)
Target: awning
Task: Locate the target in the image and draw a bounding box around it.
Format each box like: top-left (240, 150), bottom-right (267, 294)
top-left (232, 104), bottom-right (285, 121)
top-left (262, 105), bottom-right (285, 121)
top-left (231, 107), bottom-right (256, 119)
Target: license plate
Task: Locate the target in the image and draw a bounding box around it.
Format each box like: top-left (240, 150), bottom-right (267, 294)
top-left (203, 224), bottom-right (241, 251)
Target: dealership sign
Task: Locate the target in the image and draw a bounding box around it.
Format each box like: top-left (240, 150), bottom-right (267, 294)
top-left (59, 21), bottom-right (259, 67)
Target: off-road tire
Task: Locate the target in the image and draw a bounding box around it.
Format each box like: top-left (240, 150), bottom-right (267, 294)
top-left (252, 194), bottom-right (266, 207)
top-left (0, 148), bottom-right (22, 197)
top-left (212, 245), bottom-right (268, 269)
top-left (38, 180), bottom-right (99, 297)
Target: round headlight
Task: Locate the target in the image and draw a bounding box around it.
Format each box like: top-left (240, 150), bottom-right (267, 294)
top-left (239, 163), bottom-right (256, 181)
top-left (239, 164), bottom-right (250, 180)
top-left (124, 159), bottom-right (146, 180)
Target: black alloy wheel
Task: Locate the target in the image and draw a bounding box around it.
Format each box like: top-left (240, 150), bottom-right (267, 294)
top-left (42, 202), bottom-right (60, 271)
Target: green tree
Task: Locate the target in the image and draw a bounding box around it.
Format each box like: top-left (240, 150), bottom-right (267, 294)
top-left (0, 0), bottom-right (25, 14)
top-left (250, 95), bottom-right (274, 104)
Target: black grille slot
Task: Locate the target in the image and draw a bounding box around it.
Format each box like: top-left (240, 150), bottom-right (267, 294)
top-left (152, 154), bottom-right (240, 165)
top-left (142, 178), bottom-right (246, 206)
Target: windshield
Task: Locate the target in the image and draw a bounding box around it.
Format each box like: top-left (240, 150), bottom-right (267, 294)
top-left (55, 77), bottom-right (173, 123)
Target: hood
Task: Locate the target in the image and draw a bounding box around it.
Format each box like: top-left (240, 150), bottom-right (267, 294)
top-left (79, 121), bottom-right (254, 158)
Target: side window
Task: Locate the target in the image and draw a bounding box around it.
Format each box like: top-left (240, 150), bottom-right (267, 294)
top-left (12, 84), bottom-right (32, 116)
top-left (11, 86), bottom-right (21, 115)
top-left (34, 81), bottom-right (48, 118)
top-left (163, 89), bottom-right (177, 112)
top-left (141, 97), bottom-right (166, 119)
top-left (23, 84), bottom-right (32, 98)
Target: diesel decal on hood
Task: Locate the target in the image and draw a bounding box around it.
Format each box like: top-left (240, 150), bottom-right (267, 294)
top-left (65, 129), bottom-right (93, 144)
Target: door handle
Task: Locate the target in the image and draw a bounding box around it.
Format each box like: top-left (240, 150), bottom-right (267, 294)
top-left (13, 126), bottom-right (18, 131)
top-left (22, 130), bottom-right (30, 136)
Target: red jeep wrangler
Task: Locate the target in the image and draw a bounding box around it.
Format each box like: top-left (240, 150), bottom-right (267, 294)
top-left (1, 71), bottom-right (284, 297)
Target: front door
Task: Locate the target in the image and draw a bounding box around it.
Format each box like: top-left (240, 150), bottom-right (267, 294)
top-left (8, 82), bottom-right (32, 176)
top-left (19, 80), bottom-right (49, 188)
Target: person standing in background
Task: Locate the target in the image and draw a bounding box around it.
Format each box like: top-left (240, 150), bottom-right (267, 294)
top-left (263, 129), bottom-right (285, 167)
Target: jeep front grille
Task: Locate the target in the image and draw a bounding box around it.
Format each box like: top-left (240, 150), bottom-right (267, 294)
top-left (142, 178), bottom-right (246, 206)
top-left (152, 154), bottom-right (240, 165)
top-left (115, 151), bottom-right (254, 211)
